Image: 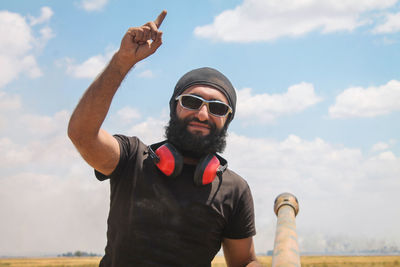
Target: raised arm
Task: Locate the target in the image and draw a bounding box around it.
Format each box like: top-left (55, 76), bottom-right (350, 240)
top-left (68, 11), bottom-right (167, 176)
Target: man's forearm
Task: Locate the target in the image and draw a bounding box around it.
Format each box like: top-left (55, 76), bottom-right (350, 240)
top-left (68, 52), bottom-right (134, 141)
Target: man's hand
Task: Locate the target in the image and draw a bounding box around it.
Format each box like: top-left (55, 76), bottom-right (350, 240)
top-left (116, 10), bottom-right (167, 71)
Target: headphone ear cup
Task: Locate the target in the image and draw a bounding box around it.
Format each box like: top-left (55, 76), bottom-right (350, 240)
top-left (155, 143), bottom-right (183, 177)
top-left (194, 154), bottom-right (220, 186)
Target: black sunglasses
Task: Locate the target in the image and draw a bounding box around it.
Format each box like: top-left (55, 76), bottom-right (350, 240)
top-left (175, 94), bottom-right (232, 117)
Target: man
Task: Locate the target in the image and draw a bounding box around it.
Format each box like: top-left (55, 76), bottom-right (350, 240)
top-left (68, 10), bottom-right (260, 266)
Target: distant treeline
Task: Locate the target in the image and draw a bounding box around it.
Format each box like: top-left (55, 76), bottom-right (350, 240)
top-left (58, 251), bottom-right (101, 257)
top-left (266, 249), bottom-right (400, 256)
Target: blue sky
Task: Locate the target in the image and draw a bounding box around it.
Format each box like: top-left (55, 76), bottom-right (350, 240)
top-left (1, 0), bottom-right (400, 256)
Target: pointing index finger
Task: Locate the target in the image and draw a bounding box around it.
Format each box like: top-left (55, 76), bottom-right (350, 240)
top-left (154, 10), bottom-right (167, 28)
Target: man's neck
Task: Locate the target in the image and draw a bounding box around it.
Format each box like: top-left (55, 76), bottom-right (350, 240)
top-left (183, 157), bottom-right (199, 165)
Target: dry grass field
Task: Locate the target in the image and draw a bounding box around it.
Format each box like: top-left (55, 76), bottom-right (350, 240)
top-left (0, 255), bottom-right (399, 266)
top-left (0, 257), bottom-right (101, 267)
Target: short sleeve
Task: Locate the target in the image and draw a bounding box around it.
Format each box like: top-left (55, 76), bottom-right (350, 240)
top-left (94, 135), bottom-right (139, 181)
top-left (223, 183), bottom-right (256, 239)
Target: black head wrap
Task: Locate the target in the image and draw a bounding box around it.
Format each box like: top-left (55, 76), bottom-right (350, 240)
top-left (169, 67), bottom-right (237, 123)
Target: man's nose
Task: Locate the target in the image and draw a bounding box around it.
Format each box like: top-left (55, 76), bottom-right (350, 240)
top-left (196, 104), bottom-right (209, 121)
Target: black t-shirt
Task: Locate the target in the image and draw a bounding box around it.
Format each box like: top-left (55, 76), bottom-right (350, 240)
top-left (95, 135), bottom-right (256, 266)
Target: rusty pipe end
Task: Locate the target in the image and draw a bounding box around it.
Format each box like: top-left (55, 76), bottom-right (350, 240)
top-left (274, 192), bottom-right (299, 217)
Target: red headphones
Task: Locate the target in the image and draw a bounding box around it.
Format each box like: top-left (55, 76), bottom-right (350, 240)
top-left (148, 142), bottom-right (227, 186)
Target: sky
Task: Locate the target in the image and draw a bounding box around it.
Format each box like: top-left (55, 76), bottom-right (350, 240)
top-left (1, 0), bottom-right (400, 257)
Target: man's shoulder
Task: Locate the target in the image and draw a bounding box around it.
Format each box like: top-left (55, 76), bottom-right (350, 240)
top-left (111, 135), bottom-right (154, 164)
top-left (113, 134), bottom-right (140, 143)
top-left (224, 168), bottom-right (242, 179)
top-left (113, 134), bottom-right (148, 149)
top-left (222, 167), bottom-right (249, 191)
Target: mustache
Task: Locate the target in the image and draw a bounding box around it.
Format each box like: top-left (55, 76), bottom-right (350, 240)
top-left (184, 117), bottom-right (215, 129)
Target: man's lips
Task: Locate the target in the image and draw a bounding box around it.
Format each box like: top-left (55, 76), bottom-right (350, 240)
top-left (187, 121), bottom-right (211, 133)
top-left (188, 121), bottom-right (211, 129)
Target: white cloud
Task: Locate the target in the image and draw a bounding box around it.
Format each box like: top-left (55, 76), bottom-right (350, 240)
top-left (0, 11), bottom-right (33, 55)
top-left (116, 106), bottom-right (142, 123)
top-left (375, 150), bottom-right (397, 160)
top-left (132, 61), bottom-right (156, 79)
top-left (79, 0), bottom-right (109, 12)
top-left (126, 116), bottom-right (167, 144)
top-left (0, 98), bottom-right (165, 255)
top-left (0, 98), bottom-right (109, 255)
top-left (19, 110), bottom-right (70, 137)
top-left (137, 69), bottom-right (155, 78)
top-left (236, 82), bottom-right (322, 124)
top-left (38, 26), bottom-right (55, 48)
top-left (0, 90), bottom-right (69, 140)
top-left (0, 91), bottom-right (21, 111)
top-left (28, 6), bottom-right (54, 26)
top-left (329, 80), bottom-right (400, 118)
top-left (0, 90), bottom-right (21, 135)
top-left (65, 50), bottom-right (114, 79)
top-left (0, 171), bottom-right (109, 256)
top-left (0, 110), bottom-right (73, 170)
top-left (373, 12), bottom-right (400, 34)
top-left (371, 141), bottom-right (390, 151)
top-left (0, 8), bottom-right (54, 88)
top-left (370, 140), bottom-right (396, 152)
top-left (0, 137), bottom-right (34, 167)
top-left (194, 0), bottom-right (398, 42)
top-left (224, 132), bottom-right (400, 253)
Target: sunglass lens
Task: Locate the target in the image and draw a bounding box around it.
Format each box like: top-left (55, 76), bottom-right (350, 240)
top-left (181, 95), bottom-right (202, 109)
top-left (209, 103), bottom-right (229, 116)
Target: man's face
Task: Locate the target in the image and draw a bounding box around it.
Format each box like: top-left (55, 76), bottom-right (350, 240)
top-left (165, 85), bottom-right (231, 157)
top-left (175, 85), bottom-right (230, 135)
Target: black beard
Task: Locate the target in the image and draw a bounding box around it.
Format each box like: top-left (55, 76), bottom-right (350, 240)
top-left (164, 114), bottom-right (227, 158)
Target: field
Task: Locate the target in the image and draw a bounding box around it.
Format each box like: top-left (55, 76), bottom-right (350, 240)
top-left (0, 255), bottom-right (399, 266)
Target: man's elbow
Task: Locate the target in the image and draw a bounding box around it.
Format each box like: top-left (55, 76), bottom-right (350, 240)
top-left (67, 118), bottom-right (83, 145)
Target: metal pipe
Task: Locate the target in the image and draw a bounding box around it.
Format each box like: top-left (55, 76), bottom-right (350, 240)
top-left (271, 192), bottom-right (301, 267)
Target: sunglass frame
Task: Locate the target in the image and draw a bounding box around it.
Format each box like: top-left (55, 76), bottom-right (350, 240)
top-left (175, 94), bottom-right (232, 117)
